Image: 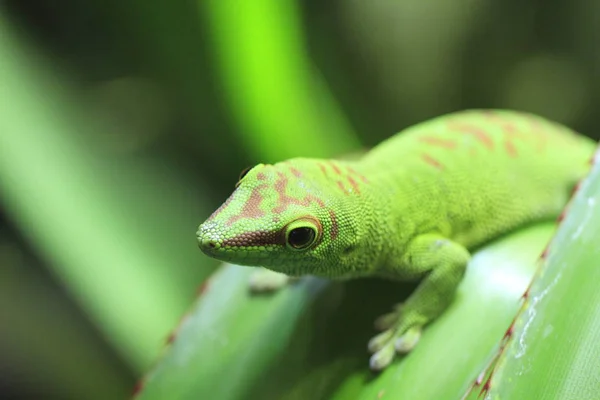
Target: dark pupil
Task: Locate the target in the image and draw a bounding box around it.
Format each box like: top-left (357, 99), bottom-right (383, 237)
top-left (288, 227), bottom-right (315, 249)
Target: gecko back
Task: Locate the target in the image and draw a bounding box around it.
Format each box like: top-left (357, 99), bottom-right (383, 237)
top-left (358, 109), bottom-right (597, 249)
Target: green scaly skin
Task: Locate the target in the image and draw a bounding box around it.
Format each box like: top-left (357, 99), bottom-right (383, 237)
top-left (196, 109), bottom-right (596, 370)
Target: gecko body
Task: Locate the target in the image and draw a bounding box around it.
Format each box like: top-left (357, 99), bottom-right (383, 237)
top-left (197, 110), bottom-right (596, 370)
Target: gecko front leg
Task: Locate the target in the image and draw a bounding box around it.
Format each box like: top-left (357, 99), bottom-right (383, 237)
top-left (368, 233), bottom-right (470, 370)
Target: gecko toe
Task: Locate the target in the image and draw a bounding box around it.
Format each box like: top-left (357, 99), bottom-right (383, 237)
top-left (369, 342), bottom-right (396, 371)
top-left (394, 326), bottom-right (421, 353)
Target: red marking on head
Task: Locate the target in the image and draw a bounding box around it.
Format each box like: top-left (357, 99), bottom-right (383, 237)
top-left (273, 172), bottom-right (325, 214)
top-left (448, 122), bottom-right (494, 150)
top-left (328, 209), bottom-right (338, 240)
top-left (421, 153), bottom-right (444, 170)
top-left (501, 124), bottom-right (526, 158)
top-left (226, 184), bottom-right (267, 226)
top-left (347, 176), bottom-right (361, 194)
top-left (290, 167), bottom-right (302, 178)
top-left (257, 172), bottom-right (266, 180)
top-left (418, 135), bottom-right (458, 149)
top-left (132, 380), bottom-right (144, 397)
top-left (329, 161), bottom-right (342, 175)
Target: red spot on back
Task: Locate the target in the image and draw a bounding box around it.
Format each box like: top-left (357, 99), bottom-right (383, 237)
top-left (448, 122), bottom-right (494, 150)
top-left (485, 112), bottom-right (542, 157)
top-left (504, 140), bottom-right (518, 157)
top-left (337, 180), bottom-right (347, 194)
top-left (421, 153), bottom-right (444, 170)
top-left (418, 135), bottom-right (458, 149)
top-left (329, 161), bottom-right (342, 175)
top-left (290, 167), bottom-right (302, 178)
top-left (328, 209), bottom-right (339, 240)
top-left (346, 166), bottom-right (369, 183)
top-left (227, 184), bottom-right (267, 226)
top-left (257, 172), bottom-right (266, 180)
top-left (347, 176), bottom-right (361, 194)
top-left (500, 122), bottom-right (523, 158)
top-left (273, 172), bottom-right (325, 213)
top-left (318, 163), bottom-right (329, 177)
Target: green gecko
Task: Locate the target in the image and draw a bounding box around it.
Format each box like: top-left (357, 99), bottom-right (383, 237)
top-left (196, 109), bottom-right (596, 370)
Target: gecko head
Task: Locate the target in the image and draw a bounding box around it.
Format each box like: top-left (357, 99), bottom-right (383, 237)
top-left (196, 160), bottom-right (361, 277)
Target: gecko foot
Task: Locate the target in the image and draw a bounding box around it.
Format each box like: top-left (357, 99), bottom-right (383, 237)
top-left (249, 268), bottom-right (294, 293)
top-left (367, 307), bottom-right (425, 371)
top-left (373, 303), bottom-right (404, 330)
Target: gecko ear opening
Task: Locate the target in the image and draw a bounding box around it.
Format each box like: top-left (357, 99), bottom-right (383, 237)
top-left (285, 217), bottom-right (322, 251)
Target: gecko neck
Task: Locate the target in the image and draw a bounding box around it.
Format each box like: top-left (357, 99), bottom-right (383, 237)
top-left (326, 159), bottom-right (416, 278)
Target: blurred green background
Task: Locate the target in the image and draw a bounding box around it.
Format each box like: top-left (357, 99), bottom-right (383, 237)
top-left (0, 1), bottom-right (598, 399)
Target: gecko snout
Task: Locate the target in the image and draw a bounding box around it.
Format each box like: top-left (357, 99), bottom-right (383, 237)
top-left (196, 225), bottom-right (223, 254)
top-left (197, 236), bottom-right (222, 256)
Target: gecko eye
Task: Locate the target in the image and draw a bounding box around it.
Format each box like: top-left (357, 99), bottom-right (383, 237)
top-left (288, 227), bottom-right (315, 249)
top-left (285, 218), bottom-right (321, 250)
top-left (235, 166), bottom-right (254, 188)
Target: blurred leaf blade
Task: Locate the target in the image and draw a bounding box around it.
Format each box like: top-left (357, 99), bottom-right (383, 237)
top-left (0, 237), bottom-right (133, 400)
top-left (487, 149), bottom-right (600, 399)
top-left (0, 12), bottom-right (214, 370)
top-left (137, 223), bottom-right (555, 399)
top-left (203, 0), bottom-right (361, 162)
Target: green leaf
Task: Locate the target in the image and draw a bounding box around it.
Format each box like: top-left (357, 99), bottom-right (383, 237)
top-left (485, 151), bottom-right (600, 399)
top-left (0, 12), bottom-right (215, 371)
top-left (137, 223), bottom-right (555, 400)
top-left (202, 0), bottom-right (360, 162)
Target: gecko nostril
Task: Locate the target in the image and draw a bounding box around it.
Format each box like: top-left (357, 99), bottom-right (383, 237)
top-left (197, 233), bottom-right (220, 251)
top-left (201, 238), bottom-right (221, 250)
